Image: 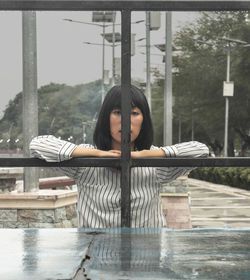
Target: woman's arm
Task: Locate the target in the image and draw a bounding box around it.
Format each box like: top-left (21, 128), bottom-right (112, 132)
top-left (30, 135), bottom-right (77, 162)
top-left (131, 141), bottom-right (209, 159)
top-left (30, 135), bottom-right (121, 179)
top-left (30, 135), bottom-right (121, 161)
top-left (131, 141), bottom-right (209, 184)
top-left (131, 149), bottom-right (165, 158)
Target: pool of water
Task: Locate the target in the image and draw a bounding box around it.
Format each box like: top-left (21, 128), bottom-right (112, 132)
top-left (0, 228), bottom-right (250, 279)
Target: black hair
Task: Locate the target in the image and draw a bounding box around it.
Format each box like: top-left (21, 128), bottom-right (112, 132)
top-left (93, 85), bottom-right (153, 151)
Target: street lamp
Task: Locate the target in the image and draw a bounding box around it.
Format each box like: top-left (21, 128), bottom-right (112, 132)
top-left (152, 13), bottom-right (172, 145)
top-left (101, 32), bottom-right (121, 42)
top-left (154, 26), bottom-right (174, 147)
top-left (84, 34), bottom-right (144, 82)
top-left (64, 16), bottom-right (144, 91)
top-left (145, 11), bottom-right (161, 111)
top-left (196, 37), bottom-right (250, 156)
top-left (64, 12), bottom-right (116, 103)
top-left (101, 32), bottom-right (121, 86)
top-left (219, 37), bottom-right (249, 157)
top-left (92, 12), bottom-right (116, 102)
top-left (106, 18), bottom-right (145, 85)
top-left (83, 40), bottom-right (117, 85)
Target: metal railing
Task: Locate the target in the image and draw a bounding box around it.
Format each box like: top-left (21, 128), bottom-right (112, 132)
top-left (1, 0), bottom-right (250, 227)
top-left (1, 157), bottom-right (250, 168)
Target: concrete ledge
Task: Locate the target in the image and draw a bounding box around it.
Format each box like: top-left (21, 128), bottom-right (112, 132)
top-left (0, 167), bottom-right (23, 179)
top-left (160, 192), bottom-right (189, 197)
top-left (0, 190), bottom-right (77, 209)
top-left (161, 175), bottom-right (189, 194)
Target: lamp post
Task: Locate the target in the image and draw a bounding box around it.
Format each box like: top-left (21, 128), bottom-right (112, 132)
top-left (112, 12), bottom-right (116, 86)
top-left (154, 12), bottom-right (173, 146)
top-left (83, 40), bottom-right (118, 86)
top-left (103, 18), bottom-right (145, 85)
top-left (92, 12), bottom-right (115, 102)
top-left (195, 37), bottom-right (250, 156)
top-left (224, 42), bottom-right (231, 157)
top-left (220, 37), bottom-right (249, 157)
top-left (101, 32), bottom-right (121, 86)
top-left (85, 33), bottom-right (145, 83)
top-left (64, 16), bottom-right (144, 93)
top-left (145, 12), bottom-right (161, 111)
top-left (146, 11), bottom-right (151, 111)
top-left (102, 32), bottom-right (145, 82)
top-left (64, 12), bottom-right (116, 103)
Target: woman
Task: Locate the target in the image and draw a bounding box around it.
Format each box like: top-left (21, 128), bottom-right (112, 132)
top-left (30, 85), bottom-right (209, 228)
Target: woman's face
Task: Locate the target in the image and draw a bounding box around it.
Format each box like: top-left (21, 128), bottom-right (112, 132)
top-left (110, 107), bottom-right (143, 150)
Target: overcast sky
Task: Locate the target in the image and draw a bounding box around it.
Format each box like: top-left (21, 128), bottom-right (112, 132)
top-left (0, 11), bottom-right (200, 118)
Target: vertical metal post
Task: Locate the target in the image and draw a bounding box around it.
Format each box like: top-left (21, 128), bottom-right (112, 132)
top-left (164, 12), bottom-right (173, 146)
top-left (22, 11), bottom-right (39, 192)
top-left (224, 46), bottom-right (230, 157)
top-left (146, 11), bottom-right (151, 110)
top-left (101, 23), bottom-right (105, 102)
top-left (191, 113), bottom-right (194, 141)
top-left (111, 12), bottom-right (116, 87)
top-left (121, 9), bottom-right (131, 228)
top-left (82, 122), bottom-right (86, 143)
top-left (178, 118), bottom-right (181, 143)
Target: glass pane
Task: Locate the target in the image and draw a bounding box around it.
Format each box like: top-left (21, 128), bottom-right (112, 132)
top-left (132, 10), bottom-right (250, 230)
top-left (0, 10), bottom-right (121, 179)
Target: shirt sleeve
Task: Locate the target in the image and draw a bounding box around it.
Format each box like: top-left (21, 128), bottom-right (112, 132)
top-left (160, 141), bottom-right (209, 158)
top-left (153, 141), bottom-right (209, 184)
top-left (29, 135), bottom-right (78, 162)
top-left (29, 135), bottom-right (94, 179)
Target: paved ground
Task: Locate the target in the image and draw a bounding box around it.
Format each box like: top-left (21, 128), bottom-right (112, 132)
top-left (188, 178), bottom-right (250, 228)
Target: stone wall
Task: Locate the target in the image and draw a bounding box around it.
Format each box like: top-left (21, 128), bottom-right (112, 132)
top-left (161, 194), bottom-right (192, 229)
top-left (0, 205), bottom-right (78, 228)
top-left (161, 175), bottom-right (189, 194)
top-left (160, 176), bottom-right (192, 229)
top-left (0, 174), bottom-right (190, 229)
top-left (0, 189), bottom-right (78, 228)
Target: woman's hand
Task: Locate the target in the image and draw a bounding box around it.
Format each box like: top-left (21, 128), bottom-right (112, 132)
top-left (97, 150), bottom-right (121, 157)
top-left (131, 149), bottom-right (165, 158)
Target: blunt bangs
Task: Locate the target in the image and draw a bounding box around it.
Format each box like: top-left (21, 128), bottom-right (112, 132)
top-left (93, 85), bottom-right (153, 150)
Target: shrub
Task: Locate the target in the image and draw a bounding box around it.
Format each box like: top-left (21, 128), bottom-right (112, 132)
top-left (190, 167), bottom-right (250, 191)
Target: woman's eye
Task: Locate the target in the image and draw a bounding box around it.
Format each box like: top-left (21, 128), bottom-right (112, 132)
top-left (113, 109), bottom-right (121, 115)
top-left (131, 111), bottom-right (139, 116)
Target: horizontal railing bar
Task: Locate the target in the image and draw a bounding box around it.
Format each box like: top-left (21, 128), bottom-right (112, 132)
top-left (0, 157), bottom-right (121, 168)
top-left (0, 157), bottom-right (250, 167)
top-left (0, 0), bottom-right (250, 11)
top-left (132, 157), bottom-right (250, 167)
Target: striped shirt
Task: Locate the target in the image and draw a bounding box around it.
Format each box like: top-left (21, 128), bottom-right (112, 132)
top-left (30, 135), bottom-right (209, 228)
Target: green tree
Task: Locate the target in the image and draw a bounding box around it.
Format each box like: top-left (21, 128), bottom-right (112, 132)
top-left (0, 81), bottom-right (104, 149)
top-left (169, 11), bottom-right (250, 155)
